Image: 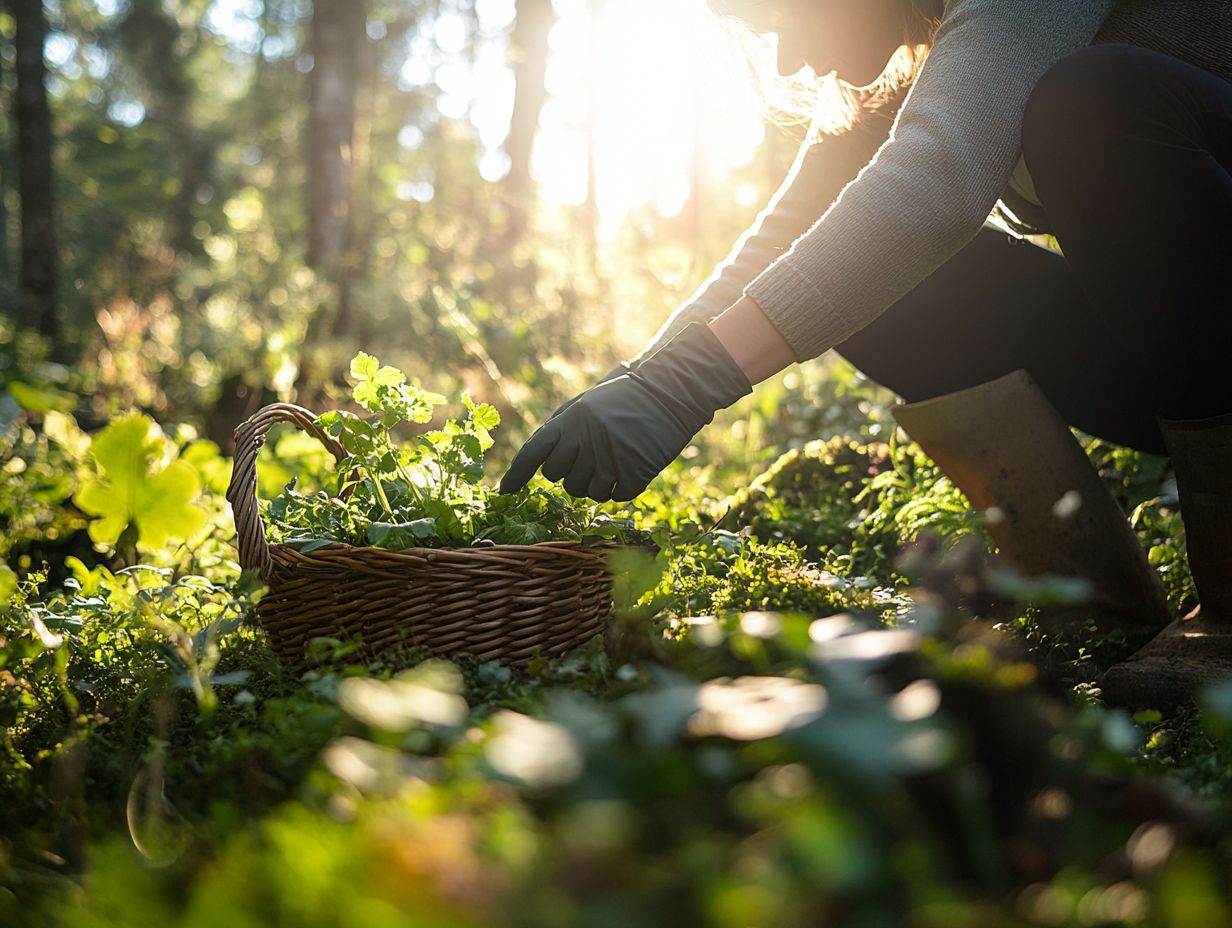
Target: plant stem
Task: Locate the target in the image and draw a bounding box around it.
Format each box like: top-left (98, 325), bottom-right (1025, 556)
top-left (365, 465), bottom-right (394, 516)
top-left (395, 460), bottom-right (426, 511)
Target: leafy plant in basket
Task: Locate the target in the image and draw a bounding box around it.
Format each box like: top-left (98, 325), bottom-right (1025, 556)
top-left (265, 352), bottom-right (651, 553)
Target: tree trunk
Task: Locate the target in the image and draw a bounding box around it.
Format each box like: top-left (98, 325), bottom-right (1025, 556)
top-left (114, 0), bottom-right (212, 262)
top-left (504, 0), bottom-right (553, 239)
top-left (0, 12), bottom-right (11, 287)
top-left (305, 0), bottom-right (368, 339)
top-left (345, 20), bottom-right (379, 346)
top-left (0, 140), bottom-right (9, 289)
top-left (13, 0), bottom-right (56, 338)
top-left (583, 0), bottom-right (602, 270)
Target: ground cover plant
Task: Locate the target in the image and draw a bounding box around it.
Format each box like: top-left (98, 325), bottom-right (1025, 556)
top-left (2, 343), bottom-right (1230, 928)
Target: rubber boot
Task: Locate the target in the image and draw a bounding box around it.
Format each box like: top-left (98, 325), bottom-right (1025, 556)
top-left (1101, 412), bottom-right (1232, 709)
top-left (892, 370), bottom-right (1170, 631)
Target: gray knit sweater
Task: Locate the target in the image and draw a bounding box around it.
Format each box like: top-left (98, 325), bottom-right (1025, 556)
top-left (641, 0), bottom-right (1232, 364)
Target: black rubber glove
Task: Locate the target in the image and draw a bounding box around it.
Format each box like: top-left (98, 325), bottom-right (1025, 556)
top-left (500, 323), bottom-right (752, 502)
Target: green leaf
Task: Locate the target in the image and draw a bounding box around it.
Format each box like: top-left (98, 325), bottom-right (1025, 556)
top-left (8, 381), bottom-right (75, 415)
top-left (73, 414), bottom-right (208, 552)
top-left (505, 521), bottom-right (552, 545)
top-left (350, 352), bottom-right (379, 380)
top-left (353, 380), bottom-right (382, 411)
top-left (286, 537), bottom-right (338, 553)
top-left (372, 365), bottom-right (406, 387)
top-left (459, 434), bottom-right (483, 462)
top-left (367, 519), bottom-right (438, 550)
top-left (0, 562), bottom-right (16, 610)
top-left (470, 402), bottom-right (500, 433)
top-left (43, 410), bottom-right (90, 457)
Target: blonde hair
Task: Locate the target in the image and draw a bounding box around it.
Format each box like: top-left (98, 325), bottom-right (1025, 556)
top-left (715, 0), bottom-right (941, 139)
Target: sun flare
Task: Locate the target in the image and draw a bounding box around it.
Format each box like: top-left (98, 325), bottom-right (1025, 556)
top-left (465, 0), bottom-right (770, 233)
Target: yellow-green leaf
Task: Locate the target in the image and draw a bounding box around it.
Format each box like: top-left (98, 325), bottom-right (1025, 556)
top-left (372, 365), bottom-right (406, 387)
top-left (471, 402), bottom-right (500, 432)
top-left (350, 352), bottom-right (379, 380)
top-left (73, 414), bottom-right (208, 553)
top-left (8, 381), bottom-right (75, 415)
top-left (0, 563), bottom-right (16, 610)
top-left (43, 410), bottom-right (91, 458)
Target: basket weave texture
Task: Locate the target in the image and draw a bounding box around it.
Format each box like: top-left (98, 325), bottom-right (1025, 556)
top-left (226, 403), bottom-right (616, 665)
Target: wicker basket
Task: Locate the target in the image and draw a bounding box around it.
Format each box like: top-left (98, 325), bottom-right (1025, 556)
top-left (226, 403), bottom-right (617, 665)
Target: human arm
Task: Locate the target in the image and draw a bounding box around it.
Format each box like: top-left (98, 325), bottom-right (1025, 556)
top-left (744, 0), bottom-right (1119, 361)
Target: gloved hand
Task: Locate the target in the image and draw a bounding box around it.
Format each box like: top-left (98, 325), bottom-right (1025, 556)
top-left (500, 323), bottom-right (752, 502)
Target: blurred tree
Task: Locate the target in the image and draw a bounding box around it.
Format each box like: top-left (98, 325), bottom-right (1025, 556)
top-left (583, 0), bottom-right (602, 271)
top-left (113, 0), bottom-right (212, 258)
top-left (306, 0), bottom-right (369, 339)
top-left (13, 0), bottom-right (55, 338)
top-left (0, 5), bottom-right (11, 287)
top-left (504, 0), bottom-right (552, 239)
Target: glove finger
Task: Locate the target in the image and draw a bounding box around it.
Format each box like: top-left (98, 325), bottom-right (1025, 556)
top-left (541, 433), bottom-right (582, 483)
top-left (562, 454), bottom-right (596, 499)
top-left (499, 422), bottom-right (562, 494)
top-left (586, 470), bottom-right (617, 503)
top-left (612, 472), bottom-right (651, 503)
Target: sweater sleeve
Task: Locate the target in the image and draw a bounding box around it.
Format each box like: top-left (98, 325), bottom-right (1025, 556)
top-left (745, 0), bottom-right (1118, 362)
top-left (632, 110), bottom-right (893, 362)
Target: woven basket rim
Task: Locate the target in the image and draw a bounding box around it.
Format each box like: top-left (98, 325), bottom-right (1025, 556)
top-left (269, 537), bottom-right (623, 560)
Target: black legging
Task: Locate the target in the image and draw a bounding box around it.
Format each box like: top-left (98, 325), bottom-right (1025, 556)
top-left (836, 44), bottom-right (1232, 456)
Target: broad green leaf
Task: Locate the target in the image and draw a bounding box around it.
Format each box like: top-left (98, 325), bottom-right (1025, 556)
top-left (73, 414), bottom-right (208, 552)
top-left (63, 556), bottom-right (112, 597)
top-left (501, 521), bottom-right (551, 545)
top-left (459, 434), bottom-right (483, 462)
top-left (286, 537), bottom-right (339, 553)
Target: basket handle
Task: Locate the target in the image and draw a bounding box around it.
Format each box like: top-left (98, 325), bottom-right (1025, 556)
top-left (226, 403), bottom-right (349, 582)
